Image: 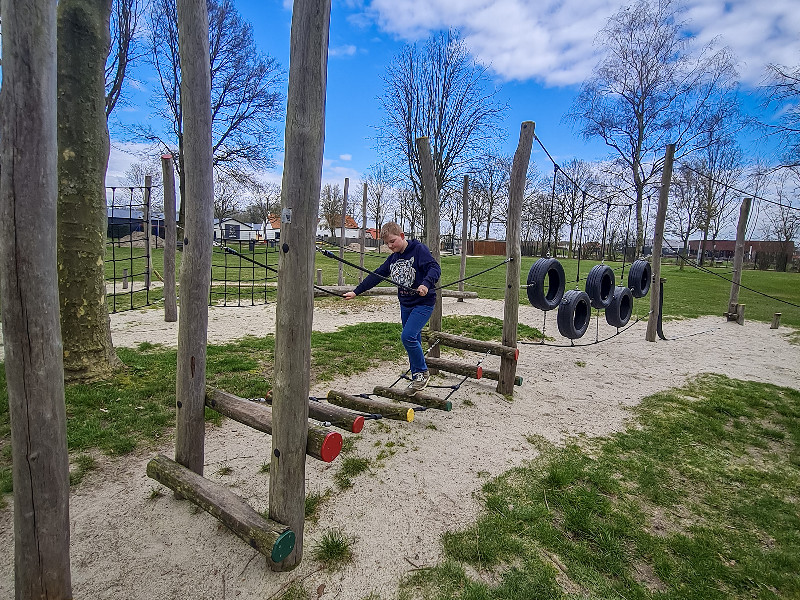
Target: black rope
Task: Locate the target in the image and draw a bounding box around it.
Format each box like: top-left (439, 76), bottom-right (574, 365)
top-left (519, 317), bottom-right (642, 347)
top-left (678, 162), bottom-right (800, 212)
top-left (317, 247), bottom-right (416, 293)
top-left (436, 258), bottom-right (512, 290)
top-left (599, 198), bottom-right (611, 263)
top-left (662, 239), bottom-right (800, 308)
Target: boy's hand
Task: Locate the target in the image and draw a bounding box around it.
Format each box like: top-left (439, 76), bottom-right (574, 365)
top-left (343, 291), bottom-right (356, 300)
top-left (417, 285), bottom-right (428, 297)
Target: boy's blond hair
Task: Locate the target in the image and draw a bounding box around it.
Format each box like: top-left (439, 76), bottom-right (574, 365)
top-left (379, 222), bottom-right (404, 241)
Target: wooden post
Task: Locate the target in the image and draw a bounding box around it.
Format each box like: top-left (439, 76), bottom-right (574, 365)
top-left (458, 175), bottom-right (468, 302)
top-left (646, 144), bottom-right (675, 342)
top-left (736, 304), bottom-right (746, 325)
top-left (174, 0), bottom-right (215, 477)
top-left (498, 122), bottom-right (534, 395)
top-left (771, 313), bottom-right (781, 329)
top-left (327, 390), bottom-right (415, 422)
top-left (373, 386), bottom-right (452, 412)
top-left (270, 0), bottom-right (331, 571)
top-left (338, 177), bottom-right (348, 286)
top-left (123, 267), bottom-right (129, 289)
top-left (316, 268), bottom-right (323, 286)
top-left (0, 0), bottom-right (73, 595)
top-left (416, 136), bottom-right (441, 367)
top-left (162, 154), bottom-right (178, 322)
top-left (359, 182), bottom-right (367, 283)
top-left (144, 174), bottom-right (153, 289)
top-left (727, 198), bottom-right (752, 320)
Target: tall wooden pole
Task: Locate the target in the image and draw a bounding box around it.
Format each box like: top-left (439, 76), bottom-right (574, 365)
top-left (728, 197), bottom-right (752, 317)
top-left (417, 136), bottom-right (441, 363)
top-left (174, 0), bottom-right (214, 475)
top-left (161, 154), bottom-right (178, 322)
top-left (0, 0), bottom-right (73, 596)
top-left (458, 175), bottom-right (469, 302)
top-left (270, 0), bottom-right (331, 571)
top-left (338, 177), bottom-right (348, 285)
top-left (646, 144), bottom-right (674, 342)
top-left (359, 182), bottom-right (367, 283)
top-left (498, 122), bottom-right (534, 395)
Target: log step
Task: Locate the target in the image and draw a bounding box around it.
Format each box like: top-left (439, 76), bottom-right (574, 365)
top-left (423, 331), bottom-right (518, 360)
top-left (479, 367), bottom-right (523, 386)
top-left (265, 390), bottom-right (365, 433)
top-left (205, 389), bottom-right (342, 462)
top-left (373, 386), bottom-right (452, 412)
top-left (146, 454), bottom-right (295, 563)
top-left (423, 357), bottom-right (482, 379)
top-left (327, 390), bottom-right (414, 422)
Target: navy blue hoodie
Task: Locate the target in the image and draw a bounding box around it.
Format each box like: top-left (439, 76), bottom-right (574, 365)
top-left (353, 239), bottom-right (441, 307)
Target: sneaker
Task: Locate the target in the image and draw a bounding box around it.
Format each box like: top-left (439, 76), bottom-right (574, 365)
top-left (408, 370), bottom-right (430, 395)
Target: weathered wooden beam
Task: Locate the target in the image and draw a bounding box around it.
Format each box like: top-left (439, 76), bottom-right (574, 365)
top-left (327, 390), bottom-right (415, 422)
top-left (205, 389), bottom-right (342, 462)
top-left (373, 386), bottom-right (452, 412)
top-left (146, 454), bottom-right (295, 563)
top-left (479, 367), bottom-right (523, 386)
top-left (265, 390), bottom-right (365, 433)
top-left (423, 331), bottom-right (519, 360)
top-left (423, 357), bottom-right (483, 379)
top-left (314, 285), bottom-right (477, 299)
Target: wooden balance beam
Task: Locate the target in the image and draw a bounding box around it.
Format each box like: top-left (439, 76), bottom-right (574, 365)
top-left (478, 367), bottom-right (523, 386)
top-left (265, 390), bottom-right (365, 433)
top-left (205, 389), bottom-right (342, 462)
top-left (146, 454), bottom-right (295, 563)
top-left (423, 331), bottom-right (519, 360)
top-left (327, 390), bottom-right (415, 422)
top-left (373, 386), bottom-right (452, 411)
top-left (423, 357), bottom-right (483, 379)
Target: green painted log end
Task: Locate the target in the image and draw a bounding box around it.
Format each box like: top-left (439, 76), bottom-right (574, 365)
top-left (271, 530), bottom-right (296, 564)
top-left (515, 376), bottom-right (523, 386)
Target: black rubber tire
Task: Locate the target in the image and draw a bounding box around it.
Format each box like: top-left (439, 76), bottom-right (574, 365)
top-left (585, 264), bottom-right (615, 309)
top-left (605, 286), bottom-right (633, 328)
top-left (526, 258), bottom-right (566, 311)
top-left (628, 259), bottom-right (651, 298)
top-left (557, 290), bottom-right (591, 340)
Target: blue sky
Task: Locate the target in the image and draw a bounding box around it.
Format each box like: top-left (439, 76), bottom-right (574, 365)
top-left (107, 0), bottom-right (799, 187)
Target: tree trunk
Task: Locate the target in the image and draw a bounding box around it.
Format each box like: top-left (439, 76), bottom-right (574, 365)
top-left (1, 0), bottom-right (73, 596)
top-left (57, 0), bottom-right (121, 382)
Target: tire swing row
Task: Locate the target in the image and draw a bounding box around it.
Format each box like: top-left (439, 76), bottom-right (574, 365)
top-left (526, 257), bottom-right (652, 340)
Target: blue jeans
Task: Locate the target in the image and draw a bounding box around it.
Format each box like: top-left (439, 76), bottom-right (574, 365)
top-left (400, 303), bottom-right (434, 374)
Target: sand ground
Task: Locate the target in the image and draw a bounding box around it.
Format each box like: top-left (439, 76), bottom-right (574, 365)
top-left (1, 297), bottom-right (798, 599)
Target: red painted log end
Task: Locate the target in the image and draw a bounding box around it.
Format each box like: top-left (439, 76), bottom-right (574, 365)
top-left (351, 415), bottom-right (365, 434)
top-left (476, 366), bottom-right (483, 379)
top-left (514, 348), bottom-right (519, 361)
top-left (320, 432), bottom-right (343, 462)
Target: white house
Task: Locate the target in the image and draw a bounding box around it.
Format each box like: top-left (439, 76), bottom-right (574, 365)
top-left (213, 218), bottom-right (259, 242)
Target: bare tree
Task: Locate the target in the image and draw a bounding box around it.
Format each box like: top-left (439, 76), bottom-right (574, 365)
top-left (243, 181), bottom-right (281, 235)
top-left (125, 158), bottom-right (165, 214)
top-left (470, 153), bottom-right (511, 239)
top-left (555, 159), bottom-right (596, 254)
top-left (667, 162), bottom-right (703, 267)
top-left (213, 171), bottom-right (244, 236)
top-left (320, 183), bottom-right (343, 237)
top-left (763, 62), bottom-right (800, 170)
top-left (762, 173), bottom-right (799, 271)
top-left (105, 0), bottom-right (145, 116)
top-left (364, 163), bottom-right (393, 234)
top-left (567, 0), bottom-right (739, 256)
top-left (378, 30), bottom-right (506, 221)
top-left (145, 0), bottom-right (284, 228)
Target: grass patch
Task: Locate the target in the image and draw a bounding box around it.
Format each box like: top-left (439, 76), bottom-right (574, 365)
top-left (312, 529), bottom-right (355, 570)
top-left (305, 488), bottom-right (332, 523)
top-left (402, 374), bottom-right (800, 599)
top-left (334, 456), bottom-right (372, 489)
top-left (69, 453), bottom-right (97, 486)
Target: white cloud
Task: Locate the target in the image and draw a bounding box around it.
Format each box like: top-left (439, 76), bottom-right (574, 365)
top-left (364, 0), bottom-right (800, 86)
top-left (330, 44), bottom-right (359, 57)
top-left (106, 142), bottom-right (158, 186)
top-left (339, 153), bottom-right (353, 161)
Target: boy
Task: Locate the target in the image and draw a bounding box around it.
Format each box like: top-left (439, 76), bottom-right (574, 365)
top-left (343, 222), bottom-right (441, 393)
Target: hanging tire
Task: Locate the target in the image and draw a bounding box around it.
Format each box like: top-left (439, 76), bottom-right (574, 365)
top-left (628, 259), bottom-right (651, 298)
top-left (585, 264), bottom-right (615, 309)
top-left (605, 286), bottom-right (633, 328)
top-left (526, 258), bottom-right (565, 311)
top-left (557, 290), bottom-right (591, 340)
